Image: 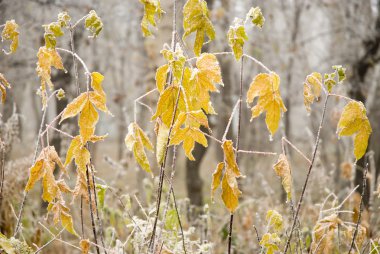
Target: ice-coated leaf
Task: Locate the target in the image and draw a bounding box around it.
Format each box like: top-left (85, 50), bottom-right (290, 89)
top-left (273, 154), bottom-right (292, 201)
top-left (246, 72), bottom-right (287, 136)
top-left (125, 122), bottom-right (154, 174)
top-left (337, 101), bottom-right (372, 160)
top-left (303, 72), bottom-right (322, 112)
top-left (140, 0), bottom-right (164, 37)
top-left (183, 0), bottom-right (215, 56)
top-left (227, 18), bottom-right (248, 61)
top-left (1, 20), bottom-right (19, 54)
top-left (85, 10), bottom-right (103, 37)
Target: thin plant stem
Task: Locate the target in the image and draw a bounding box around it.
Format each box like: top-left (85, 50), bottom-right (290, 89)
top-left (284, 95), bottom-right (330, 253)
top-left (0, 143), bottom-right (5, 211)
top-left (282, 137), bottom-right (312, 164)
top-left (86, 165), bottom-right (100, 254)
top-left (90, 165), bottom-right (107, 253)
top-left (348, 164), bottom-right (368, 254)
top-left (222, 99), bottom-right (240, 141)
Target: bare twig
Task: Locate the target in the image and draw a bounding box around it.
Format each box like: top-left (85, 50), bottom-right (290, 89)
top-left (348, 164), bottom-right (368, 254)
top-left (282, 137), bottom-right (312, 165)
top-left (86, 165), bottom-right (100, 254)
top-left (284, 95), bottom-right (330, 253)
top-left (222, 99), bottom-right (240, 141)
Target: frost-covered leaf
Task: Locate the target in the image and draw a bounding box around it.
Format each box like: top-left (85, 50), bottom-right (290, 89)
top-left (273, 154), bottom-right (292, 201)
top-left (246, 7), bottom-right (265, 29)
top-left (152, 85), bottom-right (186, 126)
top-left (332, 65), bottom-right (346, 83)
top-left (303, 72), bottom-right (322, 112)
top-left (1, 20), bottom-right (19, 54)
top-left (140, 0), bottom-right (164, 37)
top-left (211, 140), bottom-right (243, 213)
top-left (246, 72), bottom-right (287, 136)
top-left (0, 73), bottom-right (11, 104)
top-left (169, 110), bottom-right (209, 160)
top-left (227, 18), bottom-right (248, 61)
top-left (96, 184), bottom-right (107, 209)
top-left (324, 72), bottom-right (336, 93)
top-left (125, 122), bottom-right (154, 174)
top-left (183, 0), bottom-right (215, 56)
top-left (211, 162), bottom-right (224, 201)
top-left (155, 64), bottom-right (169, 93)
top-left (259, 233), bottom-right (280, 254)
top-left (266, 210), bottom-right (283, 232)
top-left (36, 47), bottom-right (65, 109)
top-left (337, 101), bottom-right (372, 160)
top-left (156, 121), bottom-right (169, 165)
top-left (80, 239), bottom-right (90, 254)
top-left (85, 10), bottom-right (103, 37)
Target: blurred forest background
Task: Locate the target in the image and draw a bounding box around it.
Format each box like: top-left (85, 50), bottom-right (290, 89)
top-left (1, 0), bottom-right (380, 253)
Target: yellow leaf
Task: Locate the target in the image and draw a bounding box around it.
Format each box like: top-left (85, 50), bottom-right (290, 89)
top-left (303, 72), bottom-right (322, 112)
top-left (89, 91), bottom-right (110, 114)
top-left (1, 20), bottom-right (19, 54)
top-left (265, 210), bottom-right (283, 232)
top-left (337, 101), bottom-right (372, 160)
top-left (273, 154), bottom-right (292, 201)
top-left (36, 47), bottom-right (65, 109)
top-left (211, 162), bottom-right (224, 200)
top-left (85, 10), bottom-right (103, 37)
top-left (183, 0), bottom-right (215, 56)
top-left (65, 136), bottom-right (91, 172)
top-left (169, 111), bottom-right (209, 160)
top-left (156, 122), bottom-right (170, 165)
top-left (227, 18), bottom-right (248, 60)
top-left (91, 72), bottom-right (105, 96)
top-left (161, 48), bottom-right (186, 85)
top-left (60, 93), bottom-right (88, 123)
top-left (246, 7), bottom-right (265, 29)
top-left (212, 140), bottom-right (243, 213)
top-left (79, 100), bottom-right (99, 144)
top-left (125, 123), bottom-right (153, 174)
top-left (80, 239), bottom-right (90, 254)
top-left (155, 64), bottom-right (169, 93)
top-left (0, 73), bottom-right (11, 104)
top-left (139, 0), bottom-right (164, 37)
top-left (184, 54), bottom-right (223, 114)
top-left (152, 85), bottom-right (186, 126)
top-left (259, 233), bottom-right (280, 254)
top-left (246, 72), bottom-right (287, 136)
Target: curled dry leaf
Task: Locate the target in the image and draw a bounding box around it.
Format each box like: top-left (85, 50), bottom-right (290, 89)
top-left (303, 72), bottom-right (322, 113)
top-left (139, 0), bottom-right (164, 37)
top-left (1, 20), bottom-right (19, 54)
top-left (273, 154), bottom-right (292, 202)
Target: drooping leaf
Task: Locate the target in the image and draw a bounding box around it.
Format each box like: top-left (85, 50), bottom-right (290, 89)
top-left (273, 154), bottom-right (292, 202)
top-left (96, 184), bottom-right (108, 209)
top-left (0, 73), bottom-right (11, 104)
top-left (246, 7), bottom-right (265, 29)
top-left (139, 0), bottom-right (164, 37)
top-left (125, 122), bottom-right (154, 174)
top-left (246, 72), bottom-right (287, 136)
top-left (311, 214), bottom-right (341, 254)
top-left (155, 64), bottom-right (169, 93)
top-left (43, 22), bottom-right (64, 49)
top-left (58, 12), bottom-right (71, 27)
top-left (85, 10), bottom-right (103, 37)
top-left (48, 201), bottom-right (77, 236)
top-left (211, 140), bottom-right (243, 213)
top-left (152, 85), bottom-right (186, 126)
top-left (227, 18), bottom-right (248, 61)
top-left (25, 146), bottom-right (67, 202)
top-left (1, 20), bottom-right (19, 54)
top-left (337, 101), bottom-right (372, 160)
top-left (169, 110), bottom-right (209, 160)
top-left (183, 0), bottom-right (215, 56)
top-left (79, 100), bottom-right (99, 144)
top-left (36, 47), bottom-right (65, 109)
top-left (211, 162), bottom-right (224, 201)
top-left (303, 72), bottom-right (322, 112)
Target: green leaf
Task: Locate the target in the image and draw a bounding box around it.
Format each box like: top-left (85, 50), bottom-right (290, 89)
top-left (324, 72), bottom-right (336, 92)
top-left (227, 18), bottom-right (248, 60)
top-left (246, 7), bottom-right (265, 29)
top-left (183, 0), bottom-right (215, 56)
top-left (85, 10), bottom-right (103, 37)
top-left (165, 209), bottom-right (179, 230)
top-left (332, 65), bottom-right (346, 83)
top-left (96, 184), bottom-right (108, 209)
